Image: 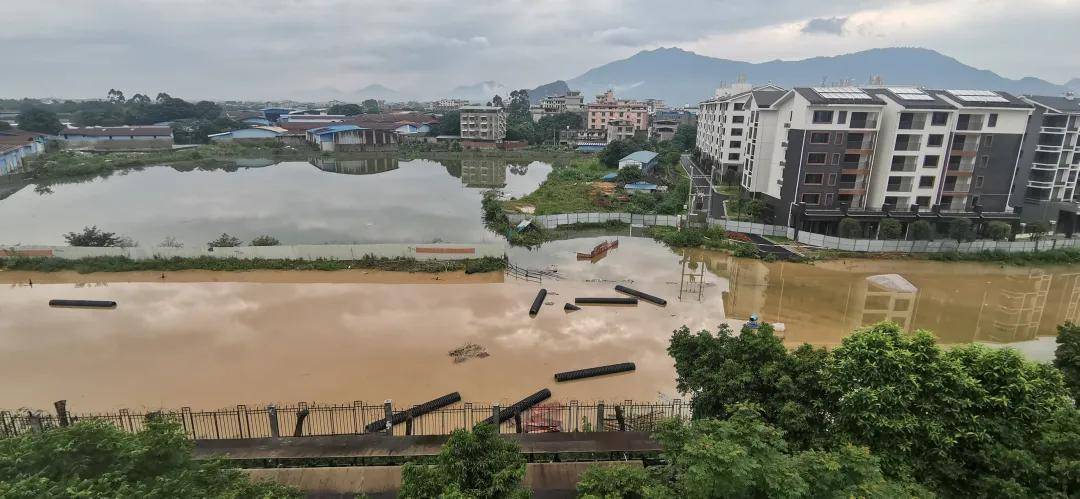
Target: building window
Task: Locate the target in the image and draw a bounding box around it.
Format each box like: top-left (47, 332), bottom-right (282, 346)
top-left (834, 132), bottom-right (844, 145)
top-left (812, 110), bottom-right (834, 124)
top-left (801, 193), bottom-right (821, 205)
top-left (729, 141), bottom-right (741, 148)
top-left (828, 173), bottom-right (837, 186)
top-left (837, 111), bottom-right (848, 124)
top-left (804, 173), bottom-right (824, 184)
top-left (916, 196), bottom-right (931, 207)
top-left (807, 152), bottom-right (827, 164)
top-left (728, 153), bottom-right (740, 160)
top-left (824, 193), bottom-right (835, 206)
top-left (983, 135), bottom-right (994, 148)
top-left (731, 128), bottom-right (743, 136)
top-left (927, 134), bottom-right (944, 147)
top-left (733, 103), bottom-right (745, 111)
top-left (931, 112), bottom-right (949, 126)
top-left (809, 132), bottom-right (830, 144)
top-left (843, 153), bottom-right (862, 165)
top-left (980, 155), bottom-right (990, 168)
top-left (829, 153), bottom-right (839, 165)
top-left (988, 113), bottom-right (998, 127)
top-left (732, 116), bottom-right (745, 123)
top-left (975, 176), bottom-right (985, 188)
top-left (923, 155), bottom-right (940, 167)
top-left (919, 176), bottom-right (935, 188)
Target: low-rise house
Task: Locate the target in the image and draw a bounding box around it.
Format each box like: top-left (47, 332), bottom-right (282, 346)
top-left (429, 99), bottom-right (469, 112)
top-left (305, 124), bottom-right (399, 152)
top-left (530, 91), bottom-right (585, 121)
top-left (605, 119), bottom-right (637, 143)
top-left (0, 130), bottom-right (47, 176)
top-left (58, 126), bottom-right (173, 150)
top-left (278, 114), bottom-right (347, 124)
top-left (649, 119), bottom-right (679, 141)
top-left (208, 126), bottom-right (287, 142)
top-left (276, 121), bottom-right (340, 145)
top-left (619, 150), bottom-right (660, 174)
top-left (347, 112), bottom-right (438, 135)
top-left (226, 110), bottom-right (272, 126)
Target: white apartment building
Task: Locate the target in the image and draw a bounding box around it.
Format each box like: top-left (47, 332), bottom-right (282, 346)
top-left (696, 83), bottom-right (784, 184)
top-left (459, 106), bottom-right (507, 141)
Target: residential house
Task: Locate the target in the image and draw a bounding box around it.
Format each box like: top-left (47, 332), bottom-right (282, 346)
top-left (530, 91), bottom-right (585, 122)
top-left (208, 126), bottom-right (287, 142)
top-left (649, 119), bottom-right (679, 141)
top-left (460, 106), bottom-right (507, 141)
top-left (347, 112), bottom-right (438, 136)
top-left (429, 99), bottom-right (469, 112)
top-left (587, 90), bottom-right (648, 134)
top-left (305, 124), bottom-right (399, 152)
top-left (619, 150), bottom-right (660, 174)
top-left (0, 130), bottom-right (47, 176)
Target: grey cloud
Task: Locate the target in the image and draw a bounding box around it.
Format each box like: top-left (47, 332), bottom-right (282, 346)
top-left (802, 17), bottom-right (849, 35)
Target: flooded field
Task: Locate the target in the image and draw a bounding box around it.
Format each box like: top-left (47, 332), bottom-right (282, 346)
top-left (2, 236), bottom-right (1078, 412)
top-left (0, 157), bottom-right (552, 246)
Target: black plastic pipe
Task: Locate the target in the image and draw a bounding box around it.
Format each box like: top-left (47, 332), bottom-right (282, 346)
top-left (529, 289), bottom-right (548, 316)
top-left (574, 297), bottom-right (638, 305)
top-left (364, 392), bottom-right (462, 433)
top-left (614, 285), bottom-right (667, 306)
top-left (480, 389), bottom-right (552, 425)
top-left (555, 362), bottom-right (636, 382)
top-left (564, 303), bottom-right (581, 311)
top-left (48, 300), bottom-right (117, 309)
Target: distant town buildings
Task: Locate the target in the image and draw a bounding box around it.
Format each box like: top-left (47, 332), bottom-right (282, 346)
top-left (459, 106), bottom-right (507, 141)
top-left (587, 90), bottom-right (648, 138)
top-left (58, 126), bottom-right (174, 150)
top-left (208, 126), bottom-right (286, 142)
top-left (429, 99), bottom-right (469, 113)
top-left (530, 91), bottom-right (585, 122)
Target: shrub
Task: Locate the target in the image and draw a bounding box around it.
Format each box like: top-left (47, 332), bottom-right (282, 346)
top-left (838, 218), bottom-right (863, 238)
top-left (62, 226), bottom-right (121, 247)
top-left (576, 464), bottom-right (655, 499)
top-left (615, 164), bottom-right (644, 183)
top-left (207, 233), bottom-right (242, 248)
top-left (400, 424), bottom-right (528, 498)
top-left (985, 221), bottom-right (1012, 241)
top-left (948, 218), bottom-right (975, 242)
top-left (250, 235), bottom-right (280, 246)
top-left (910, 220), bottom-right (934, 240)
top-left (878, 218), bottom-right (902, 240)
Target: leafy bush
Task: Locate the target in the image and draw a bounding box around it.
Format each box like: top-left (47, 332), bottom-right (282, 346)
top-left (948, 218), bottom-right (975, 242)
top-left (250, 235), bottom-right (280, 246)
top-left (207, 233), bottom-right (242, 248)
top-left (0, 418), bottom-right (299, 497)
top-left (985, 221), bottom-right (1013, 241)
top-left (616, 164), bottom-right (644, 183)
top-left (63, 226), bottom-right (122, 247)
top-left (838, 218), bottom-right (863, 238)
top-left (400, 424), bottom-right (528, 499)
top-left (576, 464), bottom-right (655, 499)
top-left (910, 220), bottom-right (934, 240)
top-left (878, 218), bottom-right (902, 240)
top-left (1056, 322), bottom-right (1080, 405)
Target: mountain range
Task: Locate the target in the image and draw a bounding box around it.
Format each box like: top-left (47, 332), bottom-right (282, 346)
top-left (452, 47), bottom-right (1073, 107)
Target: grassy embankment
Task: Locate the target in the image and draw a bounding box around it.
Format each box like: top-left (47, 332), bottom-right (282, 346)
top-left (21, 142), bottom-right (299, 180)
top-left (501, 158), bottom-right (688, 215)
top-left (0, 255), bottom-right (507, 274)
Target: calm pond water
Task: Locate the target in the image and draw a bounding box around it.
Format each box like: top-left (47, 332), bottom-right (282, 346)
top-left (0, 156), bottom-right (552, 246)
top-left (2, 236), bottom-right (1076, 411)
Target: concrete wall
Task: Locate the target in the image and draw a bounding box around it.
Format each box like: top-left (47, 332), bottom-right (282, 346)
top-left (0, 243), bottom-right (505, 261)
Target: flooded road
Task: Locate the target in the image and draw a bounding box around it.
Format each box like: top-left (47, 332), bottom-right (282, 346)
top-left (2, 236), bottom-right (1078, 412)
top-left (0, 157), bottom-right (553, 246)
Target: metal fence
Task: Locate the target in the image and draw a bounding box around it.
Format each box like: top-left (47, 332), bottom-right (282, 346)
top-left (0, 400), bottom-right (690, 440)
top-left (796, 231), bottom-right (1080, 253)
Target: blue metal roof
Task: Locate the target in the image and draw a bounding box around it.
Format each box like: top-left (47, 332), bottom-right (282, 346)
top-left (576, 145), bottom-right (604, 153)
top-left (600, 172), bottom-right (618, 181)
top-left (624, 181), bottom-right (659, 190)
top-left (620, 150), bottom-right (659, 163)
top-left (307, 124), bottom-right (364, 135)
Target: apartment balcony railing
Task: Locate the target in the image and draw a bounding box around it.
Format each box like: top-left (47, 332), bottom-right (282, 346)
top-left (895, 141), bottom-right (922, 152)
top-left (956, 117), bottom-right (984, 131)
top-left (846, 139), bottom-right (874, 151)
top-left (886, 184), bottom-right (913, 193)
top-left (849, 119), bottom-right (878, 129)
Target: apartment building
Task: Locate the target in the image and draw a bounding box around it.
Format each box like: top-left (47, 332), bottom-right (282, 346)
top-left (459, 106), bottom-right (507, 141)
top-left (530, 91), bottom-right (585, 122)
top-left (704, 85), bottom-right (1031, 233)
top-left (1016, 94), bottom-right (1080, 234)
top-left (696, 83), bottom-right (784, 183)
top-left (587, 90), bottom-right (648, 135)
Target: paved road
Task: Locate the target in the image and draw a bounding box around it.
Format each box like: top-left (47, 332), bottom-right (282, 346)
top-left (745, 233), bottom-right (801, 260)
top-left (680, 155), bottom-right (726, 219)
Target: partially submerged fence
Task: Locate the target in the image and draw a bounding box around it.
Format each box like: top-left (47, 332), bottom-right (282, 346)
top-left (0, 400), bottom-right (690, 440)
top-left (0, 243), bottom-right (505, 261)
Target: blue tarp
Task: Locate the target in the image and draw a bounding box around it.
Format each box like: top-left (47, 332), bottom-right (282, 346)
top-left (601, 172), bottom-right (618, 181)
top-left (624, 181), bottom-right (659, 191)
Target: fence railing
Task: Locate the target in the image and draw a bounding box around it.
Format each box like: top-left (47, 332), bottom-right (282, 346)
top-left (0, 400), bottom-right (690, 440)
top-left (795, 232), bottom-right (1080, 253)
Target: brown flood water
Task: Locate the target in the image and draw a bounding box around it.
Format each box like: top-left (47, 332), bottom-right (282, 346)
top-left (2, 236), bottom-right (1078, 412)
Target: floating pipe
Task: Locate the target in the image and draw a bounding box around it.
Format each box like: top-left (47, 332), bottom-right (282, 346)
top-left (564, 303), bottom-right (581, 311)
top-left (574, 297), bottom-right (638, 305)
top-left (480, 389), bottom-right (552, 425)
top-left (529, 289), bottom-right (548, 316)
top-left (364, 392), bottom-right (462, 433)
top-left (614, 285), bottom-right (667, 306)
top-left (49, 300), bottom-right (117, 309)
top-left (555, 362), bottom-right (636, 382)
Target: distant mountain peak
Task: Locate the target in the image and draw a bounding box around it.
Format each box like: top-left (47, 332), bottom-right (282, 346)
top-left (1066, 78), bottom-right (1080, 90)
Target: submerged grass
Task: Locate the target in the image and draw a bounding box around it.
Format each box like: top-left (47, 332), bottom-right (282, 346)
top-left (0, 255), bottom-right (507, 274)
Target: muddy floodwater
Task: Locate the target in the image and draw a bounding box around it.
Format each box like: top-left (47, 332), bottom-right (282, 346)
top-left (0, 157), bottom-right (552, 246)
top-left (2, 236), bottom-right (1078, 412)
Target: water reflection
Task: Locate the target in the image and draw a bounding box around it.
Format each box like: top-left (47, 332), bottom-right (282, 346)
top-left (0, 157), bottom-right (553, 246)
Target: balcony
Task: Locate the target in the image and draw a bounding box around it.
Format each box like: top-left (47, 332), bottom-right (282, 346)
top-left (956, 115), bottom-right (984, 131)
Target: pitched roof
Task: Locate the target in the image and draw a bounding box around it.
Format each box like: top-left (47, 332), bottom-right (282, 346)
top-left (926, 89), bottom-right (1032, 109)
top-left (1022, 95), bottom-right (1080, 114)
top-left (61, 126), bottom-right (172, 137)
top-left (277, 121), bottom-right (340, 133)
top-left (864, 88), bottom-right (956, 110)
top-left (620, 150), bottom-right (659, 163)
top-left (307, 124), bottom-right (364, 135)
top-left (750, 90), bottom-right (787, 108)
top-left (0, 129), bottom-right (46, 145)
top-left (794, 87), bottom-right (887, 106)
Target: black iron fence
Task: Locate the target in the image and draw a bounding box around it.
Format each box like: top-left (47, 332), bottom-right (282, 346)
top-left (0, 400), bottom-right (690, 440)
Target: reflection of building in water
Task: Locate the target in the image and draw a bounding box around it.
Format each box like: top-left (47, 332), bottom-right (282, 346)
top-left (850, 274), bottom-right (919, 330)
top-left (460, 159), bottom-right (507, 188)
top-left (981, 269), bottom-right (1051, 343)
top-left (679, 253), bottom-right (708, 301)
top-left (1041, 272), bottom-right (1080, 331)
top-left (310, 156), bottom-right (399, 175)
top-left (719, 257), bottom-right (770, 320)
top-left (0, 177), bottom-right (31, 201)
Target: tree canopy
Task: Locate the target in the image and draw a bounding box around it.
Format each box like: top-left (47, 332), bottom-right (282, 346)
top-left (0, 418), bottom-right (298, 498)
top-left (400, 424), bottom-right (528, 498)
top-left (63, 226), bottom-right (122, 247)
top-left (328, 103), bottom-right (363, 116)
top-left (15, 108), bottom-right (63, 135)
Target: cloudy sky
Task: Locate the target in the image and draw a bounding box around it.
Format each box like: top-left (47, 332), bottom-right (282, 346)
top-left (3, 0), bottom-right (1078, 101)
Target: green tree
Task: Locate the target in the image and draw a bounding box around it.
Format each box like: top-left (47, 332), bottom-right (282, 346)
top-left (63, 226), bottom-right (121, 247)
top-left (576, 464), bottom-right (656, 499)
top-left (948, 218), bottom-right (975, 242)
top-left (910, 220), bottom-right (934, 240)
top-left (508, 89), bottom-right (530, 119)
top-left (16, 108), bottom-right (63, 135)
top-left (878, 218), bottom-right (902, 240)
top-left (207, 233), bottom-right (242, 248)
top-left (328, 103), bottom-right (363, 116)
top-left (0, 120), bottom-right (11, 131)
top-left (838, 217), bottom-right (863, 238)
top-left (0, 419), bottom-right (299, 498)
top-left (1056, 322), bottom-right (1080, 405)
top-left (616, 164), bottom-right (643, 183)
top-left (250, 235), bottom-right (280, 246)
top-left (106, 88), bottom-right (125, 103)
top-left (1029, 222), bottom-right (1050, 243)
top-left (671, 124), bottom-right (696, 151)
top-left (361, 99), bottom-right (381, 114)
top-left (599, 139), bottom-right (647, 168)
top-left (400, 424), bottom-right (528, 499)
top-left (668, 324), bottom-right (832, 449)
top-left (436, 111), bottom-right (461, 136)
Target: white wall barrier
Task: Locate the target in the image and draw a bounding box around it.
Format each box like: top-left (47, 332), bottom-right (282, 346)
top-left (0, 243), bottom-right (505, 261)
